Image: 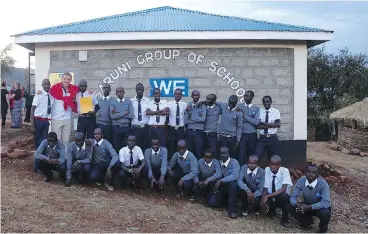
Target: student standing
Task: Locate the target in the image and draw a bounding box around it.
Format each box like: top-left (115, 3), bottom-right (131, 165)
top-left (207, 147), bottom-right (240, 219)
top-left (255, 96), bottom-right (281, 159)
top-left (288, 164), bottom-right (331, 233)
top-left (76, 79), bottom-right (99, 139)
top-left (146, 88), bottom-right (170, 147)
top-left (217, 95), bottom-right (243, 159)
top-left (117, 135), bottom-right (146, 192)
top-left (203, 94), bottom-right (221, 158)
top-left (110, 87), bottom-right (134, 151)
top-left (237, 155), bottom-right (265, 216)
top-left (236, 91), bottom-right (260, 166)
top-left (31, 79), bottom-right (54, 149)
top-left (167, 88), bottom-right (187, 158)
top-left (130, 83), bottom-right (151, 151)
top-left (96, 83), bottom-right (113, 144)
top-left (261, 155), bottom-right (292, 227)
top-left (185, 90), bottom-right (206, 158)
top-left (144, 137), bottom-right (168, 192)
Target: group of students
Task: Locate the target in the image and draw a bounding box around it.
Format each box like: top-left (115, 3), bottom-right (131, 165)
top-left (31, 72), bottom-right (280, 167)
top-left (34, 130), bottom-right (331, 233)
top-left (31, 72), bottom-right (331, 232)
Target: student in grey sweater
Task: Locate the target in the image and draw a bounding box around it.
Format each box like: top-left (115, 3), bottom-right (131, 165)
top-left (65, 132), bottom-right (93, 186)
top-left (288, 164), bottom-right (331, 233)
top-left (217, 95), bottom-right (243, 159)
top-left (33, 132), bottom-right (66, 183)
top-left (184, 90), bottom-right (207, 158)
top-left (168, 140), bottom-right (198, 198)
top-left (110, 87), bottom-right (134, 152)
top-left (208, 147), bottom-right (240, 219)
top-left (84, 128), bottom-right (120, 191)
top-left (236, 91), bottom-right (260, 166)
top-left (203, 94), bottom-right (221, 158)
top-left (237, 155), bottom-right (265, 216)
top-left (144, 137), bottom-right (168, 192)
top-left (96, 83), bottom-right (113, 144)
top-left (191, 149), bottom-right (221, 201)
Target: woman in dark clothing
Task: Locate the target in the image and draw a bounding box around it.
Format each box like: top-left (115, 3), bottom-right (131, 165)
top-left (1, 81), bottom-right (9, 127)
top-left (9, 82), bottom-right (23, 128)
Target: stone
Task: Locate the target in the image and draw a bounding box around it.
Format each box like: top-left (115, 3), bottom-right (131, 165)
top-left (341, 148), bottom-right (350, 154)
top-left (360, 152), bottom-right (368, 157)
top-left (350, 148), bottom-right (361, 155)
top-left (1, 146), bottom-right (8, 158)
top-left (326, 176), bottom-right (340, 184)
top-left (338, 175), bottom-right (348, 182)
top-left (329, 144), bottom-right (340, 151)
top-left (7, 149), bottom-right (28, 159)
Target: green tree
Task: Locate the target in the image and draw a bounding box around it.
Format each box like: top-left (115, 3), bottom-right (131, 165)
top-left (1, 43), bottom-right (16, 76)
top-left (307, 47), bottom-right (368, 120)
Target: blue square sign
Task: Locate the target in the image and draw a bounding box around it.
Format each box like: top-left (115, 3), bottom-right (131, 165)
top-left (149, 77), bottom-right (189, 97)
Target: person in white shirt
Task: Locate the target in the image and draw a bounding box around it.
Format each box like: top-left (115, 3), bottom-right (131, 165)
top-left (261, 155), bottom-right (292, 228)
top-left (76, 79), bottom-right (99, 139)
top-left (130, 83), bottom-right (151, 151)
top-left (167, 88), bottom-right (187, 158)
top-left (255, 96), bottom-right (281, 159)
top-left (31, 79), bottom-right (54, 150)
top-left (117, 135), bottom-right (146, 192)
top-left (146, 88), bottom-right (170, 148)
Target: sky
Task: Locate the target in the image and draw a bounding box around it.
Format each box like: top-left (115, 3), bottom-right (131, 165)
top-left (1, 0), bottom-right (367, 68)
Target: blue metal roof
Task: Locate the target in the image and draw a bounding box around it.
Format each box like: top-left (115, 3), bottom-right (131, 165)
top-left (15, 6), bottom-right (332, 36)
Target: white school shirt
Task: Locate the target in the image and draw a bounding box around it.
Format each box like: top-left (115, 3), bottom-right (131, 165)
top-left (32, 90), bottom-right (54, 118)
top-left (167, 100), bottom-right (187, 127)
top-left (147, 100), bottom-right (168, 125)
top-left (119, 146), bottom-right (144, 167)
top-left (76, 91), bottom-right (99, 114)
top-left (264, 167), bottom-right (293, 195)
top-left (130, 96), bottom-right (151, 125)
top-left (51, 86), bottom-right (72, 120)
top-left (259, 107), bottom-right (281, 135)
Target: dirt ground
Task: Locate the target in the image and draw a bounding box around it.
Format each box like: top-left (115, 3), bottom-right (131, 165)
top-left (1, 124), bottom-right (368, 233)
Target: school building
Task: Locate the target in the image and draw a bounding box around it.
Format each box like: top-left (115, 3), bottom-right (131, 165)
top-left (12, 6), bottom-right (333, 165)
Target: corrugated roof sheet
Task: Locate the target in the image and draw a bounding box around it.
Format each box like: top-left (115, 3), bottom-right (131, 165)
top-left (15, 6), bottom-right (331, 36)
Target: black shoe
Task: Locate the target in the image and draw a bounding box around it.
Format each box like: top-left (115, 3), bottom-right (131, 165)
top-left (228, 213), bottom-right (237, 219)
top-left (281, 220), bottom-right (291, 228)
top-left (189, 195), bottom-right (198, 202)
top-left (43, 176), bottom-right (52, 182)
top-left (318, 226), bottom-right (328, 233)
top-left (176, 190), bottom-right (183, 198)
top-left (268, 209), bottom-right (277, 218)
top-left (241, 210), bottom-right (248, 216)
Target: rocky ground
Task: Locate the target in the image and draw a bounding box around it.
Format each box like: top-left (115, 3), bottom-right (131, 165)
top-left (1, 124), bottom-right (368, 233)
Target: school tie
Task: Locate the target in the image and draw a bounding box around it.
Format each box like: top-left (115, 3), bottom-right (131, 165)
top-left (176, 102), bottom-right (180, 126)
top-left (130, 150), bottom-right (134, 167)
top-left (156, 103), bottom-right (160, 123)
top-left (246, 105), bottom-right (249, 109)
top-left (95, 143), bottom-right (99, 147)
top-left (264, 110), bottom-right (269, 134)
top-left (78, 147), bottom-right (82, 151)
top-left (272, 175), bottom-right (276, 193)
top-left (120, 99), bottom-right (123, 103)
top-left (47, 94), bottom-right (51, 114)
top-left (104, 97), bottom-right (107, 101)
top-left (307, 185), bottom-right (313, 191)
top-left (81, 93), bottom-right (84, 98)
top-left (138, 100), bottom-right (142, 121)
top-left (248, 172), bottom-right (253, 178)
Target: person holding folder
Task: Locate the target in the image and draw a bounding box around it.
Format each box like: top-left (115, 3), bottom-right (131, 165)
top-left (76, 79), bottom-right (99, 139)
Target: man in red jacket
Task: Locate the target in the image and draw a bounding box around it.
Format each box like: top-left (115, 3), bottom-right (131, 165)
top-left (49, 72), bottom-right (79, 145)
